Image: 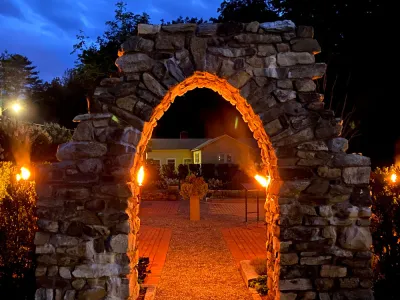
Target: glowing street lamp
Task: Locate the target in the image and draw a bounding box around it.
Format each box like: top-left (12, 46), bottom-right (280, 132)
top-left (12, 103), bottom-right (22, 113)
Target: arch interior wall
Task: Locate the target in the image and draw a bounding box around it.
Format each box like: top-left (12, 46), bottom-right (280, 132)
top-left (34, 20), bottom-right (374, 300)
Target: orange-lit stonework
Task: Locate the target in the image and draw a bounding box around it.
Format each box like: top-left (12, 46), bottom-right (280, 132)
top-left (34, 21), bottom-right (373, 300)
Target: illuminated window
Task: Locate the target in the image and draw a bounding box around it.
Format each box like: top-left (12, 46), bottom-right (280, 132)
top-left (194, 152), bottom-right (200, 164)
top-left (226, 154), bottom-right (232, 163)
top-left (218, 153), bottom-right (225, 162)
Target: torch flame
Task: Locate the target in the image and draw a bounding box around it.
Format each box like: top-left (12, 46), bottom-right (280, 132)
top-left (16, 167), bottom-right (31, 181)
top-left (137, 166), bottom-right (145, 186)
top-left (254, 174), bottom-right (271, 188)
top-left (391, 173), bottom-right (397, 183)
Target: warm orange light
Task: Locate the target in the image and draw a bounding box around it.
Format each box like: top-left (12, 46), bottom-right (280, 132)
top-left (137, 166), bottom-right (145, 186)
top-left (254, 174), bottom-right (271, 188)
top-left (391, 173), bottom-right (397, 183)
top-left (16, 167), bottom-right (30, 181)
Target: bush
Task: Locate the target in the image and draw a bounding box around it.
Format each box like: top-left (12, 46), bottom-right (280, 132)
top-left (178, 164), bottom-right (189, 180)
top-left (201, 164), bottom-right (215, 180)
top-left (208, 178), bottom-right (224, 190)
top-left (0, 117), bottom-right (51, 164)
top-left (42, 122), bottom-right (73, 144)
top-left (0, 162), bottom-right (37, 298)
top-left (180, 175), bottom-right (208, 200)
top-left (370, 165), bottom-right (400, 299)
top-left (250, 257), bottom-right (267, 276)
top-left (188, 164), bottom-right (200, 176)
top-left (161, 164), bottom-right (177, 179)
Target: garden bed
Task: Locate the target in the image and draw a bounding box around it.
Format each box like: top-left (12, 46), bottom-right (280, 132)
top-left (239, 259), bottom-right (268, 299)
top-left (141, 189), bottom-right (180, 201)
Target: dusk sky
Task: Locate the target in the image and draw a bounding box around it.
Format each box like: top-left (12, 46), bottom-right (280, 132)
top-left (0, 0), bottom-right (221, 82)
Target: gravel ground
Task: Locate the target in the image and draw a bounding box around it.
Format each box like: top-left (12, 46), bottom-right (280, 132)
top-left (141, 200), bottom-right (253, 300)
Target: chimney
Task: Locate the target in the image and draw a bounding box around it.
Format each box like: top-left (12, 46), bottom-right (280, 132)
top-left (180, 131), bottom-right (188, 139)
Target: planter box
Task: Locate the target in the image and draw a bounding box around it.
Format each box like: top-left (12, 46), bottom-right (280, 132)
top-left (239, 260), bottom-right (264, 300)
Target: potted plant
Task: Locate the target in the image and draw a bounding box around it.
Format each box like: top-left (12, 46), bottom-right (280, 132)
top-left (180, 174), bottom-right (208, 221)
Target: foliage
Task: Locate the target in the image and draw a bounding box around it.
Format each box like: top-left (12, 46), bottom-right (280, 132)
top-left (164, 177), bottom-right (179, 186)
top-left (72, 2), bottom-right (150, 94)
top-left (207, 178), bottom-right (224, 190)
top-left (212, 0), bottom-right (278, 23)
top-left (200, 164), bottom-right (215, 180)
top-left (43, 122), bottom-right (73, 144)
top-left (188, 164), bottom-right (200, 176)
top-left (370, 165), bottom-right (400, 299)
top-left (161, 164), bottom-right (177, 179)
top-left (0, 51), bottom-right (42, 102)
top-left (180, 174), bottom-right (208, 200)
top-left (161, 16), bottom-right (207, 25)
top-left (250, 257), bottom-right (267, 275)
top-left (0, 162), bottom-right (37, 297)
top-left (31, 69), bottom-right (88, 128)
top-left (248, 275), bottom-right (268, 295)
top-left (137, 257), bottom-right (151, 284)
top-left (177, 164), bottom-right (189, 180)
top-left (0, 117), bottom-right (52, 164)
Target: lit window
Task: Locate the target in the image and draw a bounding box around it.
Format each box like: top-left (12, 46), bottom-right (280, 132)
top-left (183, 158), bottom-right (192, 165)
top-left (167, 159), bottom-right (176, 168)
top-left (194, 152), bottom-right (200, 164)
top-left (226, 154), bottom-right (232, 163)
top-left (218, 153), bottom-right (225, 162)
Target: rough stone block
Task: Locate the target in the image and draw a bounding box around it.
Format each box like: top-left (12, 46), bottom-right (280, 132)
top-left (321, 265), bottom-right (347, 278)
top-left (277, 52), bottom-right (315, 67)
top-left (280, 278), bottom-right (313, 291)
top-left (342, 167), bottom-right (371, 185)
top-left (339, 225), bottom-right (372, 251)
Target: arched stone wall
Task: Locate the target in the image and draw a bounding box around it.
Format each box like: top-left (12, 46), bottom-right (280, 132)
top-left (34, 21), bottom-right (374, 300)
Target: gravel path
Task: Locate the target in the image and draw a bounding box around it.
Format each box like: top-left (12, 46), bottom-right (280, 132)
top-left (141, 200), bottom-right (253, 300)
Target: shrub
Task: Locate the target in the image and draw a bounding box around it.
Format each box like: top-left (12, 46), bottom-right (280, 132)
top-left (208, 178), bottom-right (224, 190)
top-left (178, 164), bottom-right (189, 180)
top-left (180, 174), bottom-right (208, 200)
top-left (188, 164), bottom-right (200, 175)
top-left (201, 164), bottom-right (215, 180)
top-left (164, 177), bottom-right (179, 186)
top-left (161, 164), bottom-right (177, 179)
top-left (250, 257), bottom-right (267, 275)
top-left (0, 117), bottom-right (52, 164)
top-left (0, 162), bottom-right (37, 298)
top-left (370, 165), bottom-right (400, 299)
top-left (42, 122), bottom-right (73, 144)
top-left (249, 275), bottom-right (268, 295)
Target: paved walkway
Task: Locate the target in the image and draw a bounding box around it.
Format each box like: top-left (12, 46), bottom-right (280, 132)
top-left (138, 200), bottom-right (266, 300)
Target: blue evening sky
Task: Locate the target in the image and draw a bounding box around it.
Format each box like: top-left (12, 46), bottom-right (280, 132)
top-left (0, 0), bottom-right (221, 82)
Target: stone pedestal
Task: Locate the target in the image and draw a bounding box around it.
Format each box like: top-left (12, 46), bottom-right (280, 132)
top-left (190, 195), bottom-right (200, 221)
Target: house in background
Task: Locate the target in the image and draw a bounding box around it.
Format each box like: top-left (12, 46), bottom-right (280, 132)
top-left (146, 133), bottom-right (260, 168)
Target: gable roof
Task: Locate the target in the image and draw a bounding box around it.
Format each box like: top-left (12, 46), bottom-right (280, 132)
top-left (149, 138), bottom-right (209, 150)
top-left (192, 134), bottom-right (257, 151)
top-left (149, 135), bottom-right (258, 151)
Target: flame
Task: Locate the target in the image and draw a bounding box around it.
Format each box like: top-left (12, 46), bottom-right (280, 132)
top-left (391, 173), bottom-right (397, 183)
top-left (254, 174), bottom-right (271, 188)
top-left (137, 166), bottom-right (145, 186)
top-left (16, 167), bottom-right (31, 181)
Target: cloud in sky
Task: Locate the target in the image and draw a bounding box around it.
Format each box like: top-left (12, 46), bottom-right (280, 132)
top-left (0, 0), bottom-right (221, 81)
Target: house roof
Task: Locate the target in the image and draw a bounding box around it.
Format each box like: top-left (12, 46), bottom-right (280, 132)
top-left (149, 138), bottom-right (209, 150)
top-left (192, 134), bottom-right (257, 151)
top-left (149, 135), bottom-right (258, 151)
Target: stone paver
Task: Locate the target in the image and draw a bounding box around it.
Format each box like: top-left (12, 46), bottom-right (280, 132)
top-left (138, 200), bottom-right (264, 300)
top-left (138, 226), bottom-right (172, 285)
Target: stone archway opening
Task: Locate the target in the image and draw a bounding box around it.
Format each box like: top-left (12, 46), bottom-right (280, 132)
top-left (129, 71), bottom-right (279, 298)
top-left (34, 20), bottom-right (374, 300)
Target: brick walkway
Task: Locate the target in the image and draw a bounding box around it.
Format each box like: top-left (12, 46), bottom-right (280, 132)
top-left (138, 226), bottom-right (172, 285)
top-left (137, 200), bottom-right (266, 299)
top-left (221, 223), bottom-right (267, 264)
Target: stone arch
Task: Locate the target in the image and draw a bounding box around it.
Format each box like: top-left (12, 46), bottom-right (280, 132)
top-left (35, 21), bottom-right (374, 300)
